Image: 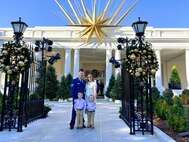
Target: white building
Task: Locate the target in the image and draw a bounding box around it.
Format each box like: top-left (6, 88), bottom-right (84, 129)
top-left (0, 26), bottom-right (189, 95)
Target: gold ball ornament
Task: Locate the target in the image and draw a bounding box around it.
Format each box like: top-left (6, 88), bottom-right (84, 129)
top-left (137, 67), bottom-right (143, 72)
top-left (20, 55), bottom-right (25, 59)
top-left (134, 49), bottom-right (138, 53)
top-left (143, 50), bottom-right (147, 53)
top-left (130, 54), bottom-right (136, 60)
top-left (142, 72), bottom-right (146, 76)
top-left (7, 69), bottom-right (12, 74)
top-left (151, 69), bottom-right (156, 74)
top-left (2, 50), bottom-right (8, 56)
top-left (14, 66), bottom-right (18, 71)
top-left (18, 61), bottom-right (25, 67)
top-left (5, 66), bottom-right (10, 70)
top-left (135, 72), bottom-right (141, 77)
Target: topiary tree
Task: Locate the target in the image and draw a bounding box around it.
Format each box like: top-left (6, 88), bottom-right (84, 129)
top-left (57, 73), bottom-right (73, 100)
top-left (35, 61), bottom-right (45, 99)
top-left (169, 65), bottom-right (181, 89)
top-left (65, 73), bottom-right (73, 99)
top-left (57, 75), bottom-right (67, 100)
top-left (163, 88), bottom-right (174, 105)
top-left (154, 98), bottom-right (169, 120)
top-left (45, 65), bottom-right (59, 100)
top-left (166, 99), bottom-right (186, 133)
top-left (110, 74), bottom-right (122, 101)
top-left (105, 75), bottom-right (115, 98)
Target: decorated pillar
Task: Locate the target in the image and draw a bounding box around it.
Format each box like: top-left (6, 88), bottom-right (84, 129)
top-left (64, 49), bottom-right (71, 76)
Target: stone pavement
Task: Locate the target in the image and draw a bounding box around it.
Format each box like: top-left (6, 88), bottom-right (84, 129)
top-left (0, 100), bottom-right (167, 142)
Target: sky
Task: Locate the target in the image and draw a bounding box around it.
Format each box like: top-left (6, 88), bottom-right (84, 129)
top-left (0, 0), bottom-right (189, 28)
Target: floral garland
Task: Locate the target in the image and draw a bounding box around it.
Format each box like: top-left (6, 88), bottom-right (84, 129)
top-left (91, 69), bottom-right (99, 78)
top-left (0, 41), bottom-right (32, 75)
top-left (125, 38), bottom-right (159, 79)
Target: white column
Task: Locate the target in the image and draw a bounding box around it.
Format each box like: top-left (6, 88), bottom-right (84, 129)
top-left (64, 49), bottom-right (71, 76)
top-left (115, 50), bottom-right (121, 78)
top-left (105, 49), bottom-right (112, 98)
top-left (155, 49), bottom-right (164, 95)
top-left (73, 49), bottom-right (80, 78)
top-left (36, 52), bottom-right (42, 61)
top-left (185, 49), bottom-right (189, 89)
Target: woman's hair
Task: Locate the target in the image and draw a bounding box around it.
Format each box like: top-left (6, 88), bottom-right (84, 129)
top-left (86, 73), bottom-right (94, 82)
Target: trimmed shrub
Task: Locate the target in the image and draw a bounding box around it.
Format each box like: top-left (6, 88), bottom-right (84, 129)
top-left (154, 98), bottom-right (169, 120)
top-left (169, 65), bottom-right (181, 84)
top-left (110, 74), bottom-right (121, 101)
top-left (180, 89), bottom-right (189, 105)
top-left (105, 75), bottom-right (115, 98)
top-left (167, 104), bottom-right (186, 133)
top-left (168, 65), bottom-right (181, 89)
top-left (163, 88), bottom-right (174, 105)
top-left (45, 65), bottom-right (59, 100)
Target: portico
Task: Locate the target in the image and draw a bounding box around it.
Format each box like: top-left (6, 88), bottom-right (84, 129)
top-left (0, 26), bottom-right (189, 94)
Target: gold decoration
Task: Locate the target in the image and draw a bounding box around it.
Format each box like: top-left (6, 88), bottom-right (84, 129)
top-left (55, 0), bottom-right (139, 43)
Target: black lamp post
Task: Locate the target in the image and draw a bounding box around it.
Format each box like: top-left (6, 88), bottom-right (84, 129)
top-left (11, 17), bottom-right (28, 45)
top-left (132, 17), bottom-right (148, 37)
top-left (110, 18), bottom-right (158, 135)
top-left (35, 37), bottom-right (55, 117)
top-left (0, 18), bottom-right (33, 132)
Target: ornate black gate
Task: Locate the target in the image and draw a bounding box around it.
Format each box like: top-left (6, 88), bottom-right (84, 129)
top-left (120, 62), bottom-right (154, 135)
top-left (110, 18), bottom-right (159, 135)
top-left (0, 43), bottom-right (45, 132)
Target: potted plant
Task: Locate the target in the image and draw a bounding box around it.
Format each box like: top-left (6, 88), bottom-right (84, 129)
top-left (168, 65), bottom-right (181, 89)
top-left (42, 105), bottom-right (52, 118)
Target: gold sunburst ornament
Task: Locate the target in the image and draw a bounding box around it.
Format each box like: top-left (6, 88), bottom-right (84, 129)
top-left (55, 0), bottom-right (139, 43)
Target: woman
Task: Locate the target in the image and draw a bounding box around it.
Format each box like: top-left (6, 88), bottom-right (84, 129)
top-left (85, 73), bottom-right (97, 101)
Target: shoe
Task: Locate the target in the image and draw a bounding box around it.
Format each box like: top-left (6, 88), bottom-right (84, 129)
top-left (77, 127), bottom-right (79, 129)
top-left (70, 126), bottom-right (74, 129)
top-left (83, 125), bottom-right (86, 128)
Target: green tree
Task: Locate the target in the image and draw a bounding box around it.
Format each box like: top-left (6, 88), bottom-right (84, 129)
top-left (163, 88), bottom-right (174, 105)
top-left (57, 74), bottom-right (72, 100)
top-left (169, 65), bottom-right (181, 83)
top-left (105, 75), bottom-right (115, 98)
top-left (65, 73), bottom-right (73, 99)
top-left (45, 65), bottom-right (59, 100)
top-left (110, 74), bottom-right (122, 101)
top-left (167, 100), bottom-right (186, 133)
top-left (35, 61), bottom-right (45, 99)
top-left (57, 75), bottom-right (66, 99)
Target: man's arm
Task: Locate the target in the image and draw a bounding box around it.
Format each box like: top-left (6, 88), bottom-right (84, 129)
top-left (71, 79), bottom-right (77, 100)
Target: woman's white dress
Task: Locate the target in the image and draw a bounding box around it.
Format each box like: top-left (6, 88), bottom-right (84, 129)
top-left (85, 81), bottom-right (96, 100)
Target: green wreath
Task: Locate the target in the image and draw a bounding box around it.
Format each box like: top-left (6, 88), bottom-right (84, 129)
top-left (0, 42), bottom-right (32, 75)
top-left (91, 69), bottom-right (99, 78)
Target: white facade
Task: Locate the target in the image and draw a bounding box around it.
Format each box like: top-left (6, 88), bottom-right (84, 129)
top-left (0, 26), bottom-right (189, 94)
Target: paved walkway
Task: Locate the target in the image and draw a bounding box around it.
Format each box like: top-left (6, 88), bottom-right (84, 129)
top-left (0, 100), bottom-right (162, 142)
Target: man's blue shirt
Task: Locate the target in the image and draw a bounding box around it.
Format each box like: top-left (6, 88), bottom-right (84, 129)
top-left (71, 77), bottom-right (86, 100)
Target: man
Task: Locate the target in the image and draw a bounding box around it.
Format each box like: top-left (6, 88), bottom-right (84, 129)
top-left (70, 68), bottom-right (86, 129)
